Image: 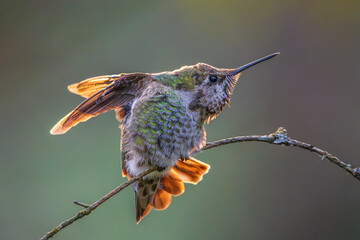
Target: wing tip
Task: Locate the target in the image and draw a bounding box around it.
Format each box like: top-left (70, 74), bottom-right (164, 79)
top-left (67, 83), bottom-right (79, 94)
top-left (50, 122), bottom-right (67, 135)
top-left (49, 112), bottom-right (74, 135)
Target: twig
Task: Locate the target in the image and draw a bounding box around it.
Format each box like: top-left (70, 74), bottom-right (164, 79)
top-left (193, 127), bottom-right (360, 180)
top-left (73, 201), bottom-right (90, 208)
top-left (40, 127), bottom-right (360, 240)
top-left (40, 166), bottom-right (158, 240)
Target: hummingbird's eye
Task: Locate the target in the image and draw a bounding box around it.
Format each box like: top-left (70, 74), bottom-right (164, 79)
top-left (209, 75), bottom-right (218, 83)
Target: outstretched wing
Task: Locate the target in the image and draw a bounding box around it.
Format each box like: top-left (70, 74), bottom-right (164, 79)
top-left (67, 75), bottom-right (123, 98)
top-left (50, 73), bottom-right (149, 135)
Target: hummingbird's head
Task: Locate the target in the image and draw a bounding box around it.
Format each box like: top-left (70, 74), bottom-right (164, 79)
top-left (188, 63), bottom-right (241, 120)
top-left (152, 53), bottom-right (279, 122)
top-left (188, 53), bottom-right (280, 122)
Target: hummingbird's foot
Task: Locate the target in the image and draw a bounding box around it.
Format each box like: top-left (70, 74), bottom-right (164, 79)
top-left (179, 154), bottom-right (189, 162)
top-left (157, 166), bottom-right (166, 172)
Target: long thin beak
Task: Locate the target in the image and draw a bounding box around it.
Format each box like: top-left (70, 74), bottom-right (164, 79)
top-left (231, 52), bottom-right (280, 76)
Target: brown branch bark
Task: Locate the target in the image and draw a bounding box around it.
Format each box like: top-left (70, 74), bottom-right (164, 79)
top-left (40, 127), bottom-right (360, 240)
top-left (40, 166), bottom-right (158, 240)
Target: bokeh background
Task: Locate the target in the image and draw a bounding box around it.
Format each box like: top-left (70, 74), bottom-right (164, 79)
top-left (1, 0), bottom-right (360, 239)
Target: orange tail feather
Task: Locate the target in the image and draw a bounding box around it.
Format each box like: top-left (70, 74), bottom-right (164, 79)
top-left (134, 157), bottom-right (210, 223)
top-left (160, 171), bottom-right (185, 196)
top-left (151, 188), bottom-right (172, 210)
top-left (172, 157), bottom-right (210, 184)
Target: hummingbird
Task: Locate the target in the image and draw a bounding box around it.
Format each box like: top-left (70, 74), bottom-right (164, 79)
top-left (50, 52), bottom-right (279, 223)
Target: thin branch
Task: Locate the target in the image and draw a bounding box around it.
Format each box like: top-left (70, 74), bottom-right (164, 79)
top-left (193, 127), bottom-right (360, 180)
top-left (40, 127), bottom-right (360, 240)
top-left (40, 166), bottom-right (158, 240)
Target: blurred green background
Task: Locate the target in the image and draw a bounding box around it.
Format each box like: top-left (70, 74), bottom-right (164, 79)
top-left (1, 0), bottom-right (360, 239)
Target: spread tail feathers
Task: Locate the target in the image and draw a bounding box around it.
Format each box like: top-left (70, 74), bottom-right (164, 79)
top-left (134, 157), bottom-right (210, 223)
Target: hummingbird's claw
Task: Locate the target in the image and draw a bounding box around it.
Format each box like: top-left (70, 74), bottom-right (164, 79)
top-left (157, 166), bottom-right (166, 172)
top-left (179, 154), bottom-right (189, 162)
